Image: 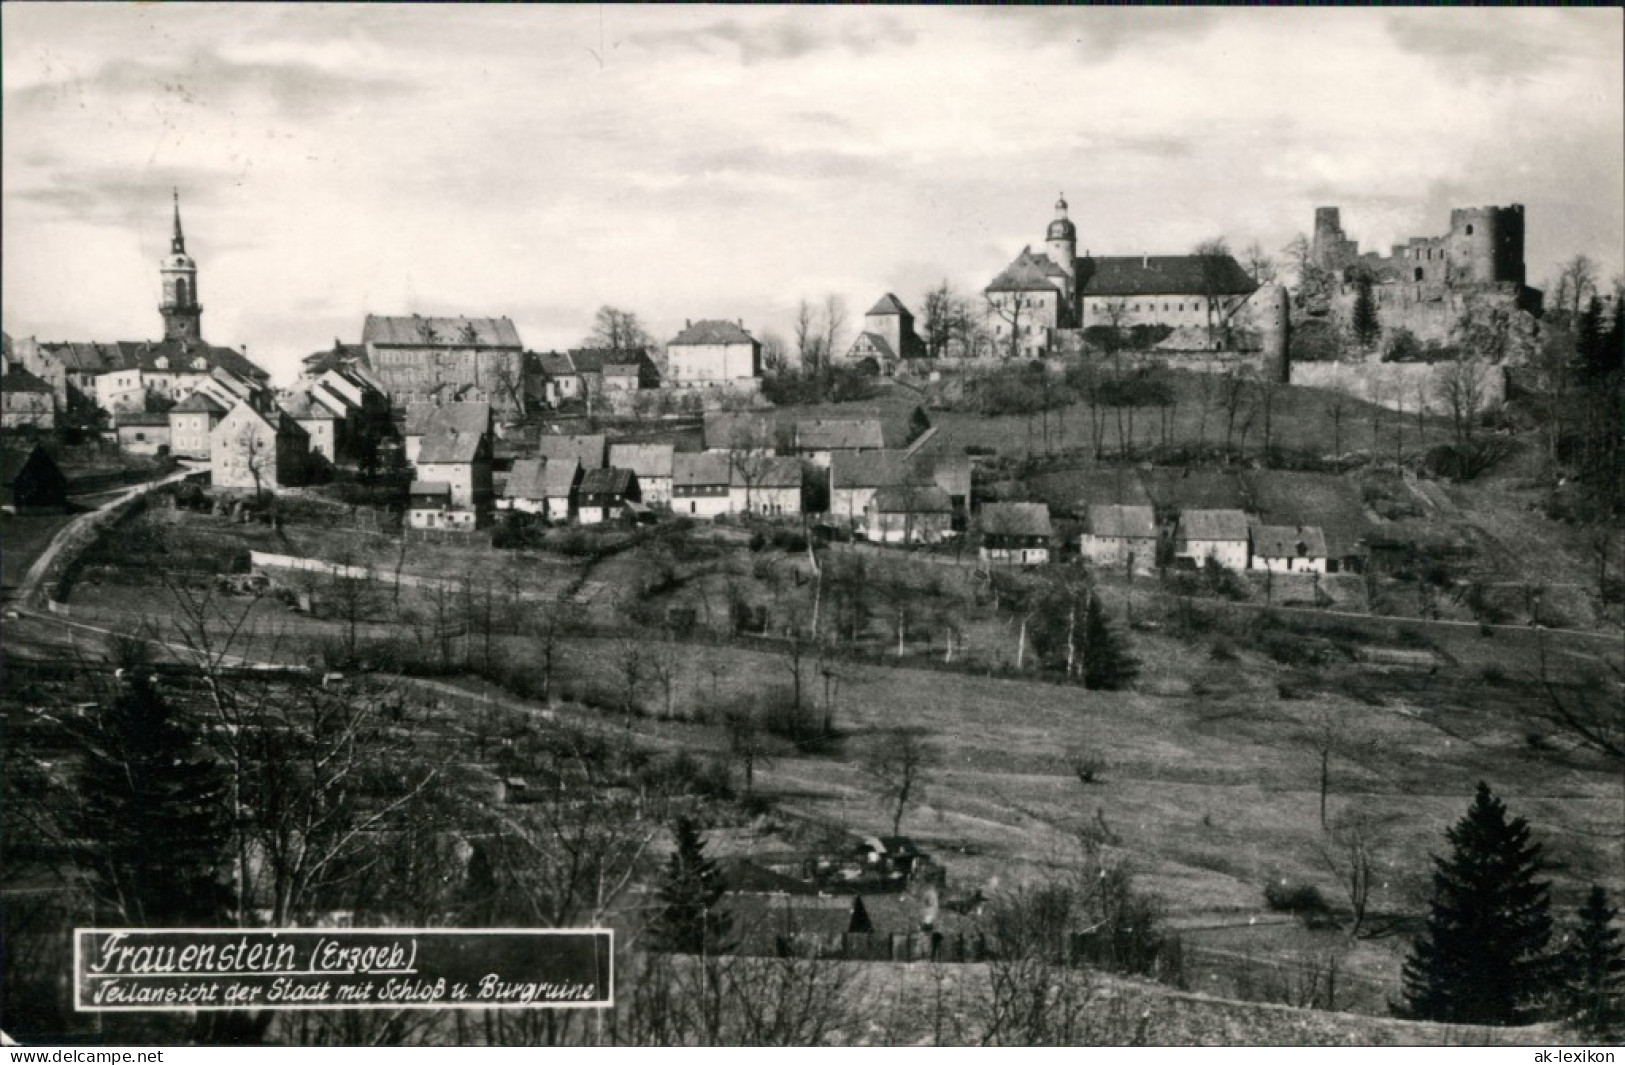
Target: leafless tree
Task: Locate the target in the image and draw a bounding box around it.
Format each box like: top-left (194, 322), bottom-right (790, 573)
top-left (1553, 255), bottom-right (1599, 319)
top-left (821, 294), bottom-right (849, 370)
top-left (1316, 808), bottom-right (1386, 939)
top-left (585, 305), bottom-right (654, 352)
top-left (793, 298), bottom-right (822, 374)
top-left (646, 631), bottom-right (683, 720)
top-left (985, 292), bottom-right (1030, 362)
top-left (1242, 240), bottom-right (1278, 286)
top-left (859, 727), bottom-right (936, 837)
top-left (1434, 356), bottom-right (1490, 449)
top-left (1194, 237), bottom-right (1234, 337)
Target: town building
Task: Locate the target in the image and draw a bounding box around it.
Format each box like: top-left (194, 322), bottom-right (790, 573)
top-left (1, 443), bottom-right (69, 513)
top-left (608, 443), bottom-right (675, 506)
top-left (794, 418), bottom-right (886, 468)
top-left (500, 458), bottom-right (578, 520)
top-left (1250, 525), bottom-right (1328, 574)
top-left (1, 363), bottom-right (55, 430)
top-left (416, 423), bottom-right (494, 517)
top-left (866, 485), bottom-right (953, 544)
top-left (210, 401), bottom-right (310, 493)
top-left (280, 390), bottom-right (343, 461)
top-left (730, 456), bottom-right (802, 517)
top-left (666, 320), bottom-right (762, 390)
top-left (576, 467), bottom-right (640, 524)
top-left (360, 314), bottom-right (527, 411)
top-left (1174, 509), bottom-right (1251, 570)
top-left (115, 411), bottom-right (172, 455)
top-left (1080, 504), bottom-right (1158, 575)
top-left (529, 351), bottom-right (580, 406)
top-left (985, 196), bottom-right (1257, 357)
top-left (402, 403), bottom-right (492, 469)
top-left (843, 294), bottom-right (927, 374)
top-left (536, 433), bottom-right (607, 470)
top-left (979, 502), bottom-right (1053, 565)
top-left (407, 481), bottom-right (475, 531)
top-left (673, 452), bottom-right (734, 518)
top-left (830, 450), bottom-right (966, 530)
top-left (167, 391), bottom-right (228, 460)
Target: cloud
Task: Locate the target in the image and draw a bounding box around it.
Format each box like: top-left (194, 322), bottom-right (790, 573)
top-left (1383, 9), bottom-right (1612, 81)
top-left (6, 48), bottom-right (410, 120)
top-left (8, 165), bottom-right (235, 232)
top-left (625, 13), bottom-right (915, 65)
top-left (991, 7), bottom-right (1217, 60)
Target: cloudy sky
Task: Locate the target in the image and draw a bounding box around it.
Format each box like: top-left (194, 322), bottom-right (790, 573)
top-left (3, 4), bottom-right (1621, 383)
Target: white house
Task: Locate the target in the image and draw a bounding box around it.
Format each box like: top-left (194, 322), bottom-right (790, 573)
top-left (794, 418), bottom-right (885, 468)
top-left (979, 502), bottom-right (1053, 565)
top-left (609, 443), bottom-right (675, 506)
top-left (1250, 525), bottom-right (1328, 574)
top-left (211, 401), bottom-right (310, 492)
top-left (673, 452), bottom-right (733, 518)
top-left (1081, 504), bottom-right (1158, 575)
top-left (402, 402), bottom-right (491, 469)
top-left (501, 458), bottom-right (578, 520)
top-left (115, 411), bottom-right (171, 456)
top-left (536, 433), bottom-right (606, 470)
top-left (666, 319), bottom-right (762, 390)
top-left (408, 481), bottom-right (476, 531)
top-left (167, 390), bottom-right (228, 459)
top-left (729, 456), bottom-right (802, 517)
top-left (280, 390), bottom-right (343, 460)
top-left (415, 424), bottom-right (493, 518)
top-left (577, 467), bottom-right (639, 525)
top-left (1175, 509), bottom-right (1251, 570)
top-left (866, 485), bottom-right (952, 544)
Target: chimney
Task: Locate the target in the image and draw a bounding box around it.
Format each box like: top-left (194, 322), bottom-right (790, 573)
top-left (1142, 254), bottom-right (1148, 268)
top-left (685, 319), bottom-right (691, 329)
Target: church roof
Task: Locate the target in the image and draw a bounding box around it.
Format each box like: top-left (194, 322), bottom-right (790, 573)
top-left (1079, 255), bottom-right (1256, 298)
top-left (866, 293), bottom-right (912, 317)
top-left (362, 315), bottom-right (522, 349)
top-left (985, 248), bottom-right (1070, 293)
top-left (670, 320), bottom-right (756, 347)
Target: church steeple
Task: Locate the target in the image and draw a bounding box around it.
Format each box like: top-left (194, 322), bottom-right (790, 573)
top-left (170, 187), bottom-right (186, 254)
top-left (159, 189), bottom-right (202, 341)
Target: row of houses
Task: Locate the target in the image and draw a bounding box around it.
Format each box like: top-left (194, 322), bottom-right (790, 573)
top-left (1081, 503), bottom-right (1331, 574)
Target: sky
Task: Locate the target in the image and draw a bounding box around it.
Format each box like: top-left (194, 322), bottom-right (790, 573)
top-left (3, 4), bottom-right (1621, 384)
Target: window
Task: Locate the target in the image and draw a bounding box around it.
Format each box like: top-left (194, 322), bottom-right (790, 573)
top-left (1465, 224), bottom-right (1474, 235)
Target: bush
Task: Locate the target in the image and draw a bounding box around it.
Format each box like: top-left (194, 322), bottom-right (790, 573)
top-left (1264, 880), bottom-right (1331, 918)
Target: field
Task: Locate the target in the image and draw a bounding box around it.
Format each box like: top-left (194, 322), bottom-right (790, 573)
top-left (0, 509), bottom-right (77, 598)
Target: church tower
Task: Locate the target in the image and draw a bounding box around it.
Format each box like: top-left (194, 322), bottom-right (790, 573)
top-left (159, 189), bottom-right (202, 341)
top-left (1045, 193), bottom-right (1078, 314)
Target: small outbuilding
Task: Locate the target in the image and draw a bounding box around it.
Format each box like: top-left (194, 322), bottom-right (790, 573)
top-left (1250, 524), bottom-right (1328, 574)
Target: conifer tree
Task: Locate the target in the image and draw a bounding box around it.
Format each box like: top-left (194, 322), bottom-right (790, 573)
top-left (651, 817), bottom-right (732, 955)
top-left (1399, 782), bottom-right (1554, 1025)
top-left (71, 674), bottom-right (233, 927)
top-left (1081, 593), bottom-right (1139, 691)
top-left (1559, 885), bottom-right (1625, 1035)
top-left (1351, 275), bottom-right (1382, 351)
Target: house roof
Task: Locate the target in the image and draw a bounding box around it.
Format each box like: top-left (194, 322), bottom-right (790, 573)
top-left (703, 411), bottom-right (776, 450)
top-left (171, 391), bottom-right (229, 414)
top-left (849, 332), bottom-right (898, 362)
top-left (986, 248), bottom-right (1069, 294)
top-left (673, 451), bottom-right (733, 488)
top-left (301, 341), bottom-right (372, 376)
top-left (1088, 504), bottom-right (1157, 539)
top-left (1251, 524), bottom-right (1328, 559)
top-left (608, 443), bottom-right (674, 480)
top-left (603, 362), bottom-right (642, 378)
top-left (1079, 254), bottom-right (1257, 298)
top-left (579, 466), bottom-right (634, 497)
top-left (980, 501), bottom-right (1053, 538)
top-left (0, 444), bottom-right (58, 486)
top-left (796, 418), bottom-right (885, 452)
top-left (37, 338), bottom-right (268, 381)
top-left (2, 363), bottom-right (52, 393)
top-left (531, 350), bottom-right (576, 377)
top-left (872, 485), bottom-right (952, 513)
top-left (504, 458), bottom-right (579, 499)
top-left (403, 402), bottom-right (491, 439)
top-left (279, 390), bottom-right (338, 421)
top-left (866, 293), bottom-right (912, 317)
top-left (536, 433), bottom-right (605, 469)
top-left (408, 480), bottom-right (452, 498)
top-left (669, 319), bottom-right (756, 347)
top-left (1177, 508), bottom-right (1250, 543)
top-left (418, 427), bottom-right (485, 464)
top-left (569, 348), bottom-right (651, 374)
top-left (116, 411), bottom-right (170, 427)
top-left (362, 315), bottom-right (522, 349)
top-left (831, 450), bottom-right (931, 490)
top-left (732, 456), bottom-right (801, 489)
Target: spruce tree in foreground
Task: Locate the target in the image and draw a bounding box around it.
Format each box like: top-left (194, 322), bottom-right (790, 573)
top-left (1351, 274), bottom-right (1382, 351)
top-left (1081, 593), bottom-right (1139, 691)
top-left (1559, 885), bottom-right (1625, 1036)
top-left (1399, 781), bottom-right (1553, 1026)
top-left (652, 817), bottom-right (732, 955)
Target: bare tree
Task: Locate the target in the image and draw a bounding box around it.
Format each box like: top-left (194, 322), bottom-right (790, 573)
top-left (986, 292), bottom-right (1030, 362)
top-left (1434, 356), bottom-right (1490, 450)
top-left (793, 299), bottom-right (822, 374)
top-left (1553, 255), bottom-right (1599, 319)
top-left (1317, 808), bottom-right (1387, 938)
top-left (1194, 237), bottom-right (1235, 338)
top-left (1242, 241), bottom-right (1278, 286)
top-left (821, 294), bottom-right (849, 371)
top-left (585, 305), bottom-right (654, 352)
top-left (859, 727), bottom-right (936, 837)
top-left (646, 631), bottom-right (683, 720)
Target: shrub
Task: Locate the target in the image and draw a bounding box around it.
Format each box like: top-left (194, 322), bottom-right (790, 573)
top-left (1265, 880), bottom-right (1331, 918)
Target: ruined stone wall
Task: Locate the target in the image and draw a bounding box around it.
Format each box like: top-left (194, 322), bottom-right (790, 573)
top-left (1288, 359), bottom-right (1506, 415)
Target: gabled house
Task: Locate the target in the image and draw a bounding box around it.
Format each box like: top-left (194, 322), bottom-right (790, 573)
top-left (703, 411), bottom-right (780, 454)
top-left (402, 402), bottom-right (492, 469)
top-left (529, 351), bottom-right (579, 406)
top-left (167, 390), bottom-right (228, 459)
top-left (279, 389), bottom-right (343, 460)
top-left (500, 458), bottom-right (579, 520)
top-left (1081, 504), bottom-right (1158, 574)
top-left (1, 443), bottom-right (68, 513)
top-left (979, 502), bottom-right (1053, 565)
top-left (673, 452), bottom-right (733, 518)
top-left (608, 443), bottom-right (675, 506)
top-left (408, 481), bottom-right (468, 531)
top-left (416, 423), bottom-right (494, 519)
top-left (577, 466), bottom-right (639, 525)
top-left (794, 418), bottom-right (886, 468)
top-left (829, 449), bottom-right (963, 528)
top-left (666, 319), bottom-right (762, 390)
top-left (211, 401), bottom-right (310, 493)
top-left (729, 455), bottom-right (802, 517)
top-left (536, 433), bottom-right (607, 471)
top-left (1250, 525), bottom-right (1328, 574)
top-left (866, 485), bottom-right (952, 545)
top-left (1174, 508), bottom-right (1251, 570)
top-left (843, 293), bottom-right (927, 374)
top-left (1, 363), bottom-right (56, 430)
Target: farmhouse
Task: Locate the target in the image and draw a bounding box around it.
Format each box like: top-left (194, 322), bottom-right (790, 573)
top-left (0, 443), bottom-right (68, 513)
top-left (1174, 509), bottom-right (1250, 570)
top-left (577, 467), bottom-right (640, 525)
top-left (279, 390), bottom-right (342, 460)
top-left (704, 411), bottom-right (780, 453)
top-left (536, 433), bottom-right (607, 470)
top-left (831, 450), bottom-right (966, 530)
top-left (842, 294), bottom-right (927, 374)
top-left (402, 402), bottom-right (492, 469)
top-left (211, 401), bottom-right (310, 493)
top-left (666, 319), bottom-right (762, 390)
top-left (115, 411), bottom-right (172, 456)
top-left (794, 418), bottom-right (886, 468)
top-left (1080, 504), bottom-right (1158, 574)
top-left (416, 422), bottom-right (494, 519)
top-left (167, 391), bottom-right (228, 459)
top-left (673, 452), bottom-right (733, 518)
top-left (979, 502), bottom-right (1053, 565)
top-left (730, 456), bottom-right (802, 517)
top-left (866, 485), bottom-right (952, 545)
top-left (407, 481), bottom-right (476, 531)
top-left (500, 457), bottom-right (579, 520)
top-left (529, 351), bottom-right (579, 406)
top-left (1, 363), bottom-right (55, 430)
top-left (1250, 525), bottom-right (1328, 574)
top-left (608, 443), bottom-right (675, 506)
